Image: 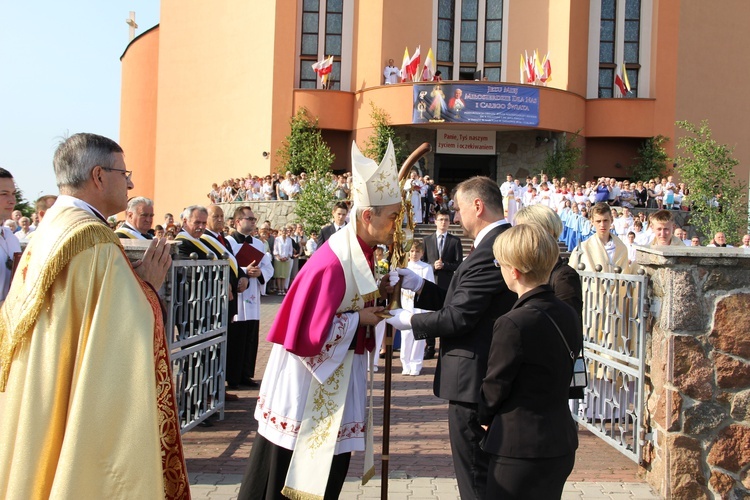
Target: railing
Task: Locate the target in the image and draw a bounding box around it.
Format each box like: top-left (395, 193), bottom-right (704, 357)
top-left (164, 258), bottom-right (230, 432)
top-left (572, 268), bottom-right (649, 464)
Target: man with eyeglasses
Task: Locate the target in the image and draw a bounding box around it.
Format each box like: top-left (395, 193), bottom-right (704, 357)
top-left (115, 196), bottom-right (155, 239)
top-left (0, 133), bottom-right (189, 497)
top-left (227, 206), bottom-right (274, 389)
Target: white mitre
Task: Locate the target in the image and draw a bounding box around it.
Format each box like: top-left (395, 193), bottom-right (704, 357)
top-left (350, 139), bottom-right (401, 208)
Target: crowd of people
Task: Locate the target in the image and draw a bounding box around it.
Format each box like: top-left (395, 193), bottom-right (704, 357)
top-left (205, 167), bottom-right (455, 224)
top-left (3, 129), bottom-right (750, 500)
top-left (498, 173), bottom-right (694, 219)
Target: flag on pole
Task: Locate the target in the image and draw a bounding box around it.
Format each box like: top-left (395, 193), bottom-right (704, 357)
top-left (534, 50), bottom-right (543, 81)
top-left (525, 50), bottom-right (536, 83)
top-left (422, 47), bottom-right (436, 81)
top-left (406, 46), bottom-right (421, 81)
top-left (400, 47), bottom-right (411, 82)
top-left (311, 55), bottom-right (334, 87)
top-left (311, 55), bottom-right (333, 76)
top-left (614, 63), bottom-right (631, 96)
top-left (540, 52), bottom-right (551, 83)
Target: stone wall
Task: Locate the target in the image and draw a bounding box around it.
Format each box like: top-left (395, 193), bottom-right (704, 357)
top-left (637, 246), bottom-right (750, 499)
top-left (217, 201), bottom-right (299, 228)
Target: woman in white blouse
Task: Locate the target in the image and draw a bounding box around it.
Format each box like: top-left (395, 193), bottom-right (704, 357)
top-left (272, 227), bottom-right (293, 294)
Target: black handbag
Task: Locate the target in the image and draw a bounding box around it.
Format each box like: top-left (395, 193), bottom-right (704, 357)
top-left (526, 305), bottom-right (587, 399)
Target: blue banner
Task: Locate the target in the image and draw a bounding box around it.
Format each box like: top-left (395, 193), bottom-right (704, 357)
top-left (412, 83), bottom-right (539, 126)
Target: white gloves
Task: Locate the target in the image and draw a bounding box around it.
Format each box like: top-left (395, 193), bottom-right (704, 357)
top-left (386, 268), bottom-right (424, 291)
top-left (385, 308), bottom-right (413, 330)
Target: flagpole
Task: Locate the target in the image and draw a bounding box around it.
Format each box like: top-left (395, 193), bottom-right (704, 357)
top-left (380, 142), bottom-right (431, 500)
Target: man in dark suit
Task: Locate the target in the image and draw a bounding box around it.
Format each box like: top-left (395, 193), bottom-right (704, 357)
top-left (421, 208), bottom-right (463, 359)
top-left (317, 201), bottom-right (349, 246)
top-left (386, 176), bottom-right (516, 500)
top-left (115, 196), bottom-right (154, 240)
top-left (177, 205), bottom-right (248, 404)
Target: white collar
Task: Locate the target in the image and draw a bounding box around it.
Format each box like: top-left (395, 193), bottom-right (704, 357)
top-left (54, 195), bottom-right (107, 221)
top-left (474, 219), bottom-right (508, 247)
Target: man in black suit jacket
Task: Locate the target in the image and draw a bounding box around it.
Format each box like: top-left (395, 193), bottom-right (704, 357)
top-left (176, 205), bottom-right (248, 403)
top-left (421, 209), bottom-right (463, 359)
top-left (386, 176), bottom-right (516, 500)
top-left (317, 201), bottom-right (349, 246)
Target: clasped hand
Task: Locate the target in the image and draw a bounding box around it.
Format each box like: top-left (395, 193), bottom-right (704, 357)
top-left (384, 308), bottom-right (413, 330)
top-left (132, 238), bottom-right (172, 290)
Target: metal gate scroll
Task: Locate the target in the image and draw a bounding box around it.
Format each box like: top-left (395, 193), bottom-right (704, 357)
top-left (572, 268), bottom-right (649, 464)
top-left (164, 258), bottom-right (230, 432)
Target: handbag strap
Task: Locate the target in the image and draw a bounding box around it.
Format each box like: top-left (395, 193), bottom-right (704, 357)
top-left (524, 305), bottom-right (575, 361)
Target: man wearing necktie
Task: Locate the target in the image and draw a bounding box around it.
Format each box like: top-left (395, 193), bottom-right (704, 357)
top-left (387, 177), bottom-right (516, 500)
top-left (421, 209), bottom-right (463, 359)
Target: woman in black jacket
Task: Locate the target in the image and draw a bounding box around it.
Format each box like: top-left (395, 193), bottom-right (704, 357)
top-left (481, 224), bottom-right (582, 499)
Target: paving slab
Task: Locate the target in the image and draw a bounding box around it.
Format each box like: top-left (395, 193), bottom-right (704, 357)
top-left (185, 295), bottom-right (661, 499)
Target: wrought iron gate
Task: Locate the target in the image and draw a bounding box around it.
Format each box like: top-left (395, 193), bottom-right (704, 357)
top-left (164, 258), bottom-right (230, 432)
top-left (571, 269), bottom-right (649, 463)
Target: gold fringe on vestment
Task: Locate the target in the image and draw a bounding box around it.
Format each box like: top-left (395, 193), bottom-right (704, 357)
top-left (0, 222), bottom-right (119, 391)
top-left (280, 486), bottom-right (324, 500)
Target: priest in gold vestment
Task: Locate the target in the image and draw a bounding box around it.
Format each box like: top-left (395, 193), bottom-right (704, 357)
top-left (0, 133), bottom-right (190, 499)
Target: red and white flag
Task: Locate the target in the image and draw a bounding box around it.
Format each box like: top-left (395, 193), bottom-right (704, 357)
top-left (614, 63), bottom-right (631, 96)
top-left (525, 50), bottom-right (536, 83)
top-left (311, 56), bottom-right (333, 76)
top-left (540, 52), bottom-right (551, 83)
top-left (406, 46), bottom-right (421, 81)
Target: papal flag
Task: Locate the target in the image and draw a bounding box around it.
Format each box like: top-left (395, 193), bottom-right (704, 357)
top-left (400, 47), bottom-right (411, 82)
top-left (422, 47), bottom-right (436, 81)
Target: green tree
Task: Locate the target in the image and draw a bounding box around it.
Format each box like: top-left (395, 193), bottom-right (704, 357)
top-left (675, 120), bottom-right (748, 240)
top-left (542, 131), bottom-right (585, 179)
top-left (632, 135), bottom-right (669, 181)
top-left (14, 189), bottom-right (34, 217)
top-left (295, 171), bottom-right (336, 234)
top-left (363, 103), bottom-right (408, 165)
top-left (277, 107), bottom-right (337, 233)
top-left (277, 108), bottom-right (335, 176)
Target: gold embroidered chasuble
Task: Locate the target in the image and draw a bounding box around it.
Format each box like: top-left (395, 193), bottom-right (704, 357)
top-left (0, 204), bottom-right (189, 499)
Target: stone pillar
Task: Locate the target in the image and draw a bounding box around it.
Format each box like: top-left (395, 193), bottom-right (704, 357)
top-left (637, 246), bottom-right (750, 499)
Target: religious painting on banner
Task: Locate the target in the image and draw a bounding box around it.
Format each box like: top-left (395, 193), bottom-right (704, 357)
top-left (412, 83), bottom-right (539, 126)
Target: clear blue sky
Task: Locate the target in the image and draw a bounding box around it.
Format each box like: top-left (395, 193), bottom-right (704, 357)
top-left (0, 1), bottom-right (160, 203)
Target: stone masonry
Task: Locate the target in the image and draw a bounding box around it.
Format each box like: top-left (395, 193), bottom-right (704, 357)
top-left (217, 200), bottom-right (298, 229)
top-left (637, 246), bottom-right (750, 499)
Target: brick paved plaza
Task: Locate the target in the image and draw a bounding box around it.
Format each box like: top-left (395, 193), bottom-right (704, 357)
top-left (183, 295), bottom-right (660, 499)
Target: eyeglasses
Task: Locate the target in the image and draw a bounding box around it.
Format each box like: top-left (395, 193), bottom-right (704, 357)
top-left (102, 167), bottom-right (133, 181)
top-left (238, 217), bottom-right (257, 221)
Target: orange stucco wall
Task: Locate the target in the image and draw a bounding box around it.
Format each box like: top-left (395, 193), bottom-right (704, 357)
top-left (120, 1), bottom-right (750, 216)
top-left (152, 0), bottom-right (281, 215)
top-left (269, 0), bottom-right (301, 175)
top-left (585, 137), bottom-right (643, 181)
top-left (674, 0), bottom-right (750, 186)
top-left (120, 27), bottom-right (159, 202)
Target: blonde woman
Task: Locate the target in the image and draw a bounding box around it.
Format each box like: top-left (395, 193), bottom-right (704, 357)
top-left (482, 224), bottom-right (582, 498)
